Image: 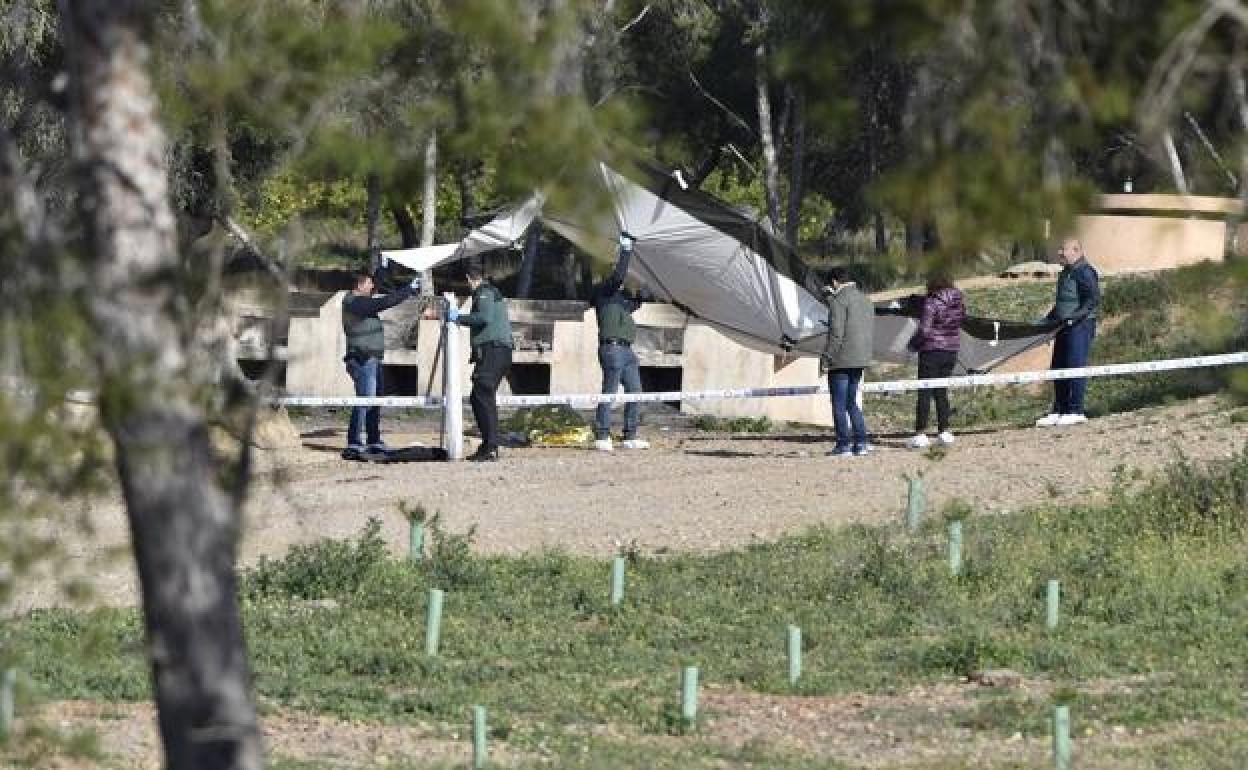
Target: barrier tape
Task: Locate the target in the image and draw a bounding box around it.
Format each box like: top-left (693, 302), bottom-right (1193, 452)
top-left (274, 351), bottom-right (1248, 408)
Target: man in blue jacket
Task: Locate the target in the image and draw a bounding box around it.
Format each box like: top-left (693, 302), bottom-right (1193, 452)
top-left (1036, 238), bottom-right (1100, 427)
top-left (341, 262), bottom-right (422, 459)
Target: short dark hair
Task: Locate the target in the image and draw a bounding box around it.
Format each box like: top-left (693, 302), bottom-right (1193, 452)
top-left (354, 269), bottom-right (373, 287)
top-left (926, 270), bottom-right (955, 292)
top-left (826, 265), bottom-right (851, 284)
top-left (464, 263), bottom-right (485, 281)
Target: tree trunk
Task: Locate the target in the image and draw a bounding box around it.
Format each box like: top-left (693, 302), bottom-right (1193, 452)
top-left (874, 211), bottom-right (887, 255)
top-left (755, 28), bottom-right (781, 232)
top-left (419, 128), bottom-right (437, 294)
top-left (391, 205), bottom-right (418, 248)
top-left (365, 171), bottom-right (381, 271)
top-left (783, 84), bottom-right (805, 247)
top-left (58, 3), bottom-right (262, 769)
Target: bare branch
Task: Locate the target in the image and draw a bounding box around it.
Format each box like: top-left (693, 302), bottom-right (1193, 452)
top-left (619, 3), bottom-right (651, 34)
top-left (688, 70), bottom-right (754, 136)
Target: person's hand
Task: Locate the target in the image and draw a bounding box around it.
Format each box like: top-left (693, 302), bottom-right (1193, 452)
top-left (445, 304), bottom-right (459, 322)
top-left (618, 232), bottom-right (634, 252)
top-left (380, 254), bottom-right (389, 268)
top-left (409, 275), bottom-right (421, 291)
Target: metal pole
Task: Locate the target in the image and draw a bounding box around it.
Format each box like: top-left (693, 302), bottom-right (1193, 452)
top-left (441, 292), bottom-right (464, 461)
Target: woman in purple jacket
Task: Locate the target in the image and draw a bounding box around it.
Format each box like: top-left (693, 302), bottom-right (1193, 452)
top-left (906, 273), bottom-right (965, 449)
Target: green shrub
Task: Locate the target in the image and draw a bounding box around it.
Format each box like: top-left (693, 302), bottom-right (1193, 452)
top-left (241, 517), bottom-right (389, 601)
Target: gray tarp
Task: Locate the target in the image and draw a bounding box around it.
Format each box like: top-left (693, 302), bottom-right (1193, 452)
top-left (383, 161), bottom-right (1060, 374)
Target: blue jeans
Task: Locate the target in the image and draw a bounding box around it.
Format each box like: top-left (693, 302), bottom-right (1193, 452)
top-left (595, 343), bottom-right (642, 440)
top-left (1051, 318), bottom-right (1096, 414)
top-left (829, 368), bottom-right (868, 451)
top-left (345, 356), bottom-right (383, 448)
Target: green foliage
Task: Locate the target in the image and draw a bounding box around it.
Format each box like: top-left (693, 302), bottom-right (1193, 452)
top-left (503, 405), bottom-right (588, 434)
top-left (692, 415), bottom-right (772, 433)
top-left (241, 517), bottom-right (390, 601)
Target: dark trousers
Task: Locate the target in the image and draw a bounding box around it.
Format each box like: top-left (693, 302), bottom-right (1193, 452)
top-left (1051, 318), bottom-right (1096, 414)
top-left (828, 368), bottom-right (867, 451)
top-left (470, 343), bottom-right (512, 451)
top-left (345, 355), bottom-right (383, 447)
top-left (594, 342), bottom-right (642, 439)
top-left (915, 349), bottom-right (957, 433)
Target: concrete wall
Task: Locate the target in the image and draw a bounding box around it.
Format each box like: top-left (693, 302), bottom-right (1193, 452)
top-left (1074, 193), bottom-right (1239, 274)
top-left (680, 323), bottom-right (830, 425)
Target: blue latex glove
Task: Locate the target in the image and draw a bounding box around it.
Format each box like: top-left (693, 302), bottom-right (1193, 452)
top-left (618, 232), bottom-right (634, 252)
top-left (445, 304), bottom-right (459, 322)
top-left (409, 275), bottom-right (421, 291)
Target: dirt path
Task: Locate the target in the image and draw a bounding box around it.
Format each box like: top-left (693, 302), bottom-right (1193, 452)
top-left (15, 396), bottom-right (1245, 611)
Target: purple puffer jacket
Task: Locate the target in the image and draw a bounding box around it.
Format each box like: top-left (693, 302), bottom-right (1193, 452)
top-left (909, 287), bottom-right (965, 353)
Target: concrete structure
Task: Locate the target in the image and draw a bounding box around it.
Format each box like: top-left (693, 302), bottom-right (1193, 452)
top-left (1074, 193), bottom-right (1243, 273)
top-left (240, 291), bottom-right (833, 425)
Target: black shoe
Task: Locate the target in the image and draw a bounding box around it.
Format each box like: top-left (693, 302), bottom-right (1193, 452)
top-left (468, 446), bottom-right (499, 462)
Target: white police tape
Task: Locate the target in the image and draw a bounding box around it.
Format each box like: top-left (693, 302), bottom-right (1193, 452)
top-left (275, 351), bottom-right (1248, 409)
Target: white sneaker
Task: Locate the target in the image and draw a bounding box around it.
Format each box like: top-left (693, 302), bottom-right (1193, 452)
top-left (1035, 413), bottom-right (1062, 427)
top-left (906, 434), bottom-right (930, 449)
top-left (620, 438), bottom-right (650, 450)
top-left (1056, 414), bottom-right (1088, 426)
top-left (593, 438), bottom-right (614, 452)
top-left (937, 431), bottom-right (955, 446)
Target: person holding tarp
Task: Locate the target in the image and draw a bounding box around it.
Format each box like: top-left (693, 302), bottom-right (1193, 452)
top-left (905, 272), bottom-right (965, 448)
top-left (446, 263), bottom-right (513, 462)
top-left (341, 260), bottom-right (422, 460)
top-left (1035, 238), bottom-right (1100, 427)
top-left (591, 232), bottom-right (651, 452)
top-left (820, 266), bottom-right (875, 457)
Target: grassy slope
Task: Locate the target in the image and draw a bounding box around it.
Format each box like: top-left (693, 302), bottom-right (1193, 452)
top-left (6, 445), bottom-right (1248, 768)
top-left (867, 262), bottom-right (1248, 434)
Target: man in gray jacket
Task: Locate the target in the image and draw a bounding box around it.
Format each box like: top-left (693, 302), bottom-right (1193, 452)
top-left (820, 266), bottom-right (874, 456)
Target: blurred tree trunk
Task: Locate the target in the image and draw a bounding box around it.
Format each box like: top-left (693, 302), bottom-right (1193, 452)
top-left (419, 129), bottom-right (437, 294)
top-left (515, 223), bottom-right (540, 298)
top-left (58, 2), bottom-right (262, 769)
top-left (783, 84), bottom-right (805, 247)
top-left (366, 171), bottom-right (381, 271)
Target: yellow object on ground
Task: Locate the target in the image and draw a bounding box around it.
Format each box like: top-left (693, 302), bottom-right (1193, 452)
top-left (528, 426), bottom-right (594, 446)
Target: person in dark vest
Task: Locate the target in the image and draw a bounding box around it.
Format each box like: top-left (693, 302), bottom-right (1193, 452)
top-left (446, 263), bottom-right (513, 462)
top-left (905, 272), bottom-right (965, 448)
top-left (591, 232), bottom-right (651, 452)
top-left (341, 262), bottom-right (421, 459)
top-left (820, 266), bottom-right (874, 457)
top-left (1036, 238), bottom-right (1100, 427)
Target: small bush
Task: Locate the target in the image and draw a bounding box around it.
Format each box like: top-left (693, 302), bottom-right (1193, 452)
top-left (241, 517), bottom-right (389, 601)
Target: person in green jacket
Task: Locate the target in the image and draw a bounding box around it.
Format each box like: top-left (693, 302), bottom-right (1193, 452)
top-left (590, 232), bottom-right (652, 452)
top-left (446, 263), bottom-right (513, 462)
top-left (820, 266), bottom-right (874, 457)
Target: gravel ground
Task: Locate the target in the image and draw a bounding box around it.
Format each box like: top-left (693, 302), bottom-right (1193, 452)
top-left (15, 394), bottom-right (1245, 612)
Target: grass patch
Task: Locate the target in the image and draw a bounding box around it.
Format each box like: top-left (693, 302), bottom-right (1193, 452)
top-left (4, 446), bottom-right (1248, 762)
top-left (692, 415), bottom-right (773, 433)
